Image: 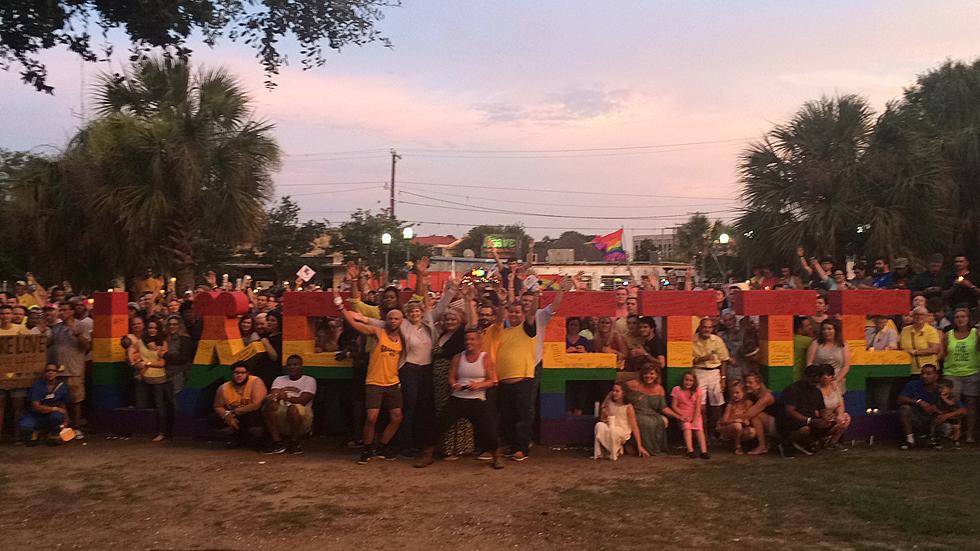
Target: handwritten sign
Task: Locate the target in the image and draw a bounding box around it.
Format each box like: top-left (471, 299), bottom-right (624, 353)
top-left (0, 335), bottom-right (47, 390)
top-left (296, 265), bottom-right (316, 282)
top-left (639, 291), bottom-right (717, 316)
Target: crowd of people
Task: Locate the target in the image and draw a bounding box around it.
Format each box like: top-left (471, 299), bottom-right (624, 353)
top-left (1, 248), bottom-right (977, 464)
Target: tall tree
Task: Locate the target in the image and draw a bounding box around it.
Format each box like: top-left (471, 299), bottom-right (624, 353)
top-left (1, 0), bottom-right (396, 93)
top-left (894, 59), bottom-right (980, 258)
top-left (533, 231), bottom-right (602, 262)
top-left (63, 56), bottom-right (281, 291)
top-left (734, 94), bottom-right (951, 268)
top-left (258, 196), bottom-right (328, 282)
top-left (329, 209), bottom-right (427, 280)
top-left (457, 224), bottom-right (530, 259)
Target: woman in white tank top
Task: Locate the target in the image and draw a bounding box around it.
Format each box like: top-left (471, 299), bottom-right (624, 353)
top-left (415, 328), bottom-right (504, 469)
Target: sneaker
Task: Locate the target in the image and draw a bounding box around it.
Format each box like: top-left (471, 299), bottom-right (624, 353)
top-left (357, 449), bottom-right (378, 464)
top-left (686, 451), bottom-right (695, 459)
top-left (381, 447), bottom-right (398, 461)
top-left (442, 454), bottom-right (461, 461)
top-left (476, 451), bottom-right (493, 461)
top-left (791, 442), bottom-right (814, 456)
top-left (700, 452), bottom-right (711, 460)
top-left (510, 451), bottom-right (528, 462)
top-left (899, 440), bottom-right (913, 451)
top-left (287, 442), bottom-right (303, 455)
top-left (73, 429), bottom-right (85, 440)
top-left (828, 442), bottom-right (848, 452)
top-left (930, 439), bottom-right (943, 450)
top-left (263, 442), bottom-right (286, 455)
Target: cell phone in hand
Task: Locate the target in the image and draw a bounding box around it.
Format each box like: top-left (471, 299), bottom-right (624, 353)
top-left (458, 385), bottom-right (470, 391)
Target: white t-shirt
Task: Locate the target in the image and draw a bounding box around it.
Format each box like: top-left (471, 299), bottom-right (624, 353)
top-left (271, 375), bottom-right (317, 399)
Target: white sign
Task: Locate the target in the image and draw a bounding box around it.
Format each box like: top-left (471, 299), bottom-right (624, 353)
top-left (296, 265), bottom-right (316, 282)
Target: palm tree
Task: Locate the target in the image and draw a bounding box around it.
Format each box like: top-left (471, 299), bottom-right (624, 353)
top-left (63, 57), bottom-right (280, 290)
top-left (734, 94), bottom-right (951, 268)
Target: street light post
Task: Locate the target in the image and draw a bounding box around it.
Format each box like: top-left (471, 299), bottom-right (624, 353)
top-left (403, 227), bottom-right (414, 269)
top-left (381, 232), bottom-right (392, 285)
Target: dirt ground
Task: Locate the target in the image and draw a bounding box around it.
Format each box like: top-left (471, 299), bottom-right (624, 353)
top-left (0, 436), bottom-right (976, 550)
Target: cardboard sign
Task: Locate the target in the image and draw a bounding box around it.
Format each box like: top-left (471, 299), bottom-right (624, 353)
top-left (0, 335), bottom-right (47, 390)
top-left (296, 265), bottom-right (316, 282)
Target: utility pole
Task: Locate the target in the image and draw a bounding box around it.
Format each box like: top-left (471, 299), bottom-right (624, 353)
top-left (389, 148), bottom-right (401, 218)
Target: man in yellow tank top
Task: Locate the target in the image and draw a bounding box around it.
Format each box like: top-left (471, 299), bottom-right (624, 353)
top-left (340, 301), bottom-right (405, 464)
top-left (213, 362), bottom-right (268, 449)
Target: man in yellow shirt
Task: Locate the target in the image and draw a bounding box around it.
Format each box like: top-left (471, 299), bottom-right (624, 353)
top-left (496, 301), bottom-right (538, 462)
top-left (692, 318), bottom-right (731, 436)
top-left (900, 306), bottom-right (942, 374)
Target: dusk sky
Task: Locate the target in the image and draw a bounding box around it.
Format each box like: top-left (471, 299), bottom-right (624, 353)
top-left (2, 1), bottom-right (978, 245)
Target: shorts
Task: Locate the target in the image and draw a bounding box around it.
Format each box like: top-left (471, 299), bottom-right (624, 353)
top-left (267, 400), bottom-right (313, 437)
top-left (899, 405), bottom-right (933, 436)
top-left (695, 368), bottom-right (725, 406)
top-left (948, 373), bottom-right (980, 398)
top-left (365, 384), bottom-right (403, 410)
top-left (0, 388), bottom-right (29, 400)
top-left (61, 376), bottom-right (85, 403)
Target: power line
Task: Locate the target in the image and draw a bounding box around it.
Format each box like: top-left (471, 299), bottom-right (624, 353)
top-left (400, 141), bottom-right (748, 159)
top-left (399, 180), bottom-right (733, 200)
top-left (285, 184), bottom-right (384, 198)
top-left (282, 137), bottom-right (752, 158)
top-left (400, 219), bottom-right (685, 231)
top-left (396, 195), bottom-right (737, 220)
top-left (282, 154), bottom-right (389, 163)
top-left (277, 181), bottom-right (386, 187)
top-left (282, 148), bottom-right (390, 157)
top-left (398, 185), bottom-right (737, 209)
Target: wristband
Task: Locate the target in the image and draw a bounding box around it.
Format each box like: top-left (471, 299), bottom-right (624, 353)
top-left (805, 417), bottom-right (811, 426)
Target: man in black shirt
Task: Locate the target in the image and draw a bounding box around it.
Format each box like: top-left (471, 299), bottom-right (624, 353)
top-left (777, 364), bottom-right (833, 457)
top-left (943, 255), bottom-right (979, 315)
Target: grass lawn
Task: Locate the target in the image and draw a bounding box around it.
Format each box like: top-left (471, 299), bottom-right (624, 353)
top-left (558, 447), bottom-right (979, 550)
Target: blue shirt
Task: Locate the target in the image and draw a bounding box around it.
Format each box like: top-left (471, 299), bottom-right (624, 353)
top-left (27, 378), bottom-right (69, 408)
top-left (873, 272), bottom-right (895, 288)
top-left (898, 379), bottom-right (938, 404)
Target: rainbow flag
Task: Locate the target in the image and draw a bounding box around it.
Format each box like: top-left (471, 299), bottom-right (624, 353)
top-left (590, 228), bottom-right (626, 261)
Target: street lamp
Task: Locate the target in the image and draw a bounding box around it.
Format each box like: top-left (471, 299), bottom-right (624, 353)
top-left (718, 233), bottom-right (730, 245)
top-left (403, 227), bottom-right (414, 270)
top-left (381, 232), bottom-right (392, 284)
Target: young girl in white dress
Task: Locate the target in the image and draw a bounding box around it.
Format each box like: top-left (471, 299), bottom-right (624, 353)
top-left (594, 382), bottom-right (645, 460)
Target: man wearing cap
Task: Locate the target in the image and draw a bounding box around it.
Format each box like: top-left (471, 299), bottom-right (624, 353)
top-left (19, 364), bottom-right (70, 446)
top-left (911, 254), bottom-right (947, 299)
top-left (891, 258), bottom-right (912, 289)
top-left (14, 280), bottom-right (40, 308)
top-left (900, 306), bottom-right (942, 374)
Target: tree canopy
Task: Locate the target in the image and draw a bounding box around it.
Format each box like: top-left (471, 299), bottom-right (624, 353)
top-left (1, 0), bottom-right (397, 93)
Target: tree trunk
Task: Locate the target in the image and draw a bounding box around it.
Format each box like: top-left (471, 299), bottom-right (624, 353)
top-left (163, 217), bottom-right (197, 293)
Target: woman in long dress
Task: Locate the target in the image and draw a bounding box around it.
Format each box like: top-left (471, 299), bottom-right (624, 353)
top-left (625, 363), bottom-right (681, 456)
